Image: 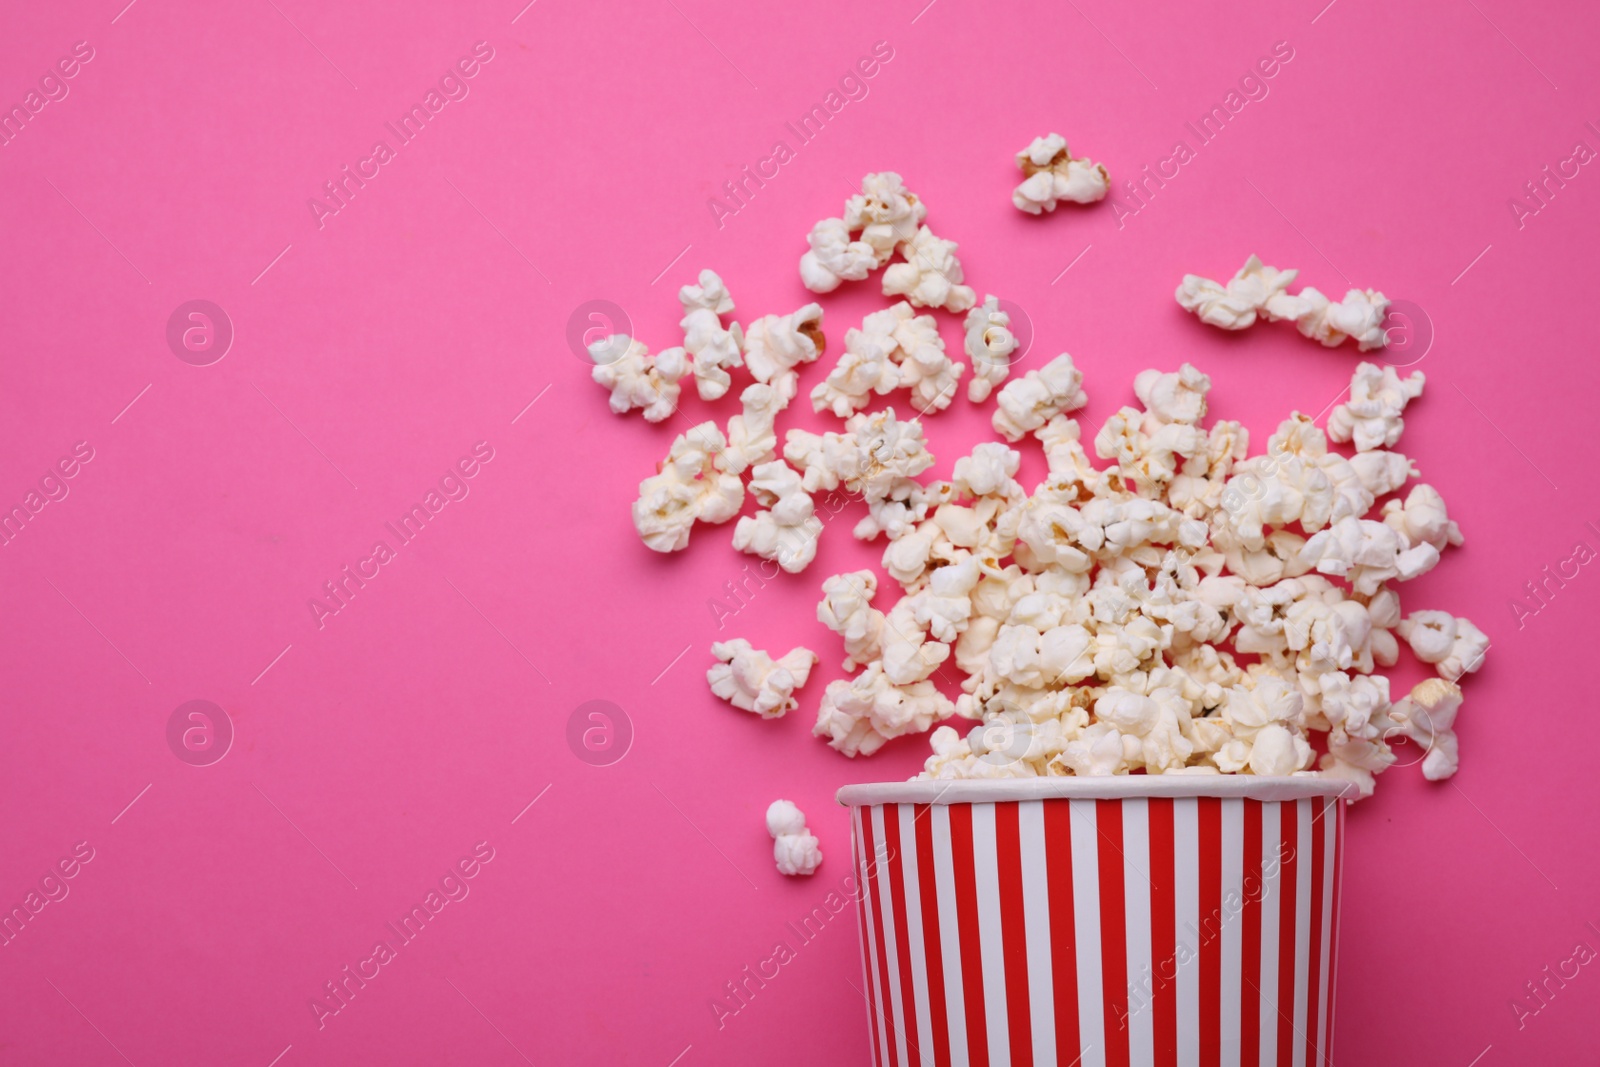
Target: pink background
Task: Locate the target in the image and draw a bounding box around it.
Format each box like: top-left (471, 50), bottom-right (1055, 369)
top-left (0, 0), bottom-right (1595, 1063)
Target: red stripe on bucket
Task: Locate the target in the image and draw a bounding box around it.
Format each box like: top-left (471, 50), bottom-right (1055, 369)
top-left (1197, 796), bottom-right (1222, 1067)
top-left (1303, 802), bottom-right (1327, 1067)
top-left (1324, 803), bottom-right (1344, 1067)
top-left (913, 804), bottom-right (951, 1067)
top-left (1275, 801), bottom-right (1300, 1065)
top-left (995, 802), bottom-right (1034, 1066)
top-left (883, 806), bottom-right (925, 1067)
top-left (1096, 799), bottom-right (1130, 1067)
top-left (1147, 798), bottom-right (1178, 1066)
top-left (1043, 799), bottom-right (1082, 1060)
top-left (854, 808), bottom-right (886, 1067)
top-left (1240, 800), bottom-right (1264, 1065)
top-left (861, 807), bottom-right (901, 1067)
top-left (948, 803), bottom-right (990, 1066)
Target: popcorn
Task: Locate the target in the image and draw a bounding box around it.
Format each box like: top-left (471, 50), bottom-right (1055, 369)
top-left (1011, 133), bottom-right (1110, 215)
top-left (1382, 485), bottom-right (1464, 552)
top-left (799, 172), bottom-right (927, 294)
top-left (846, 172), bottom-right (928, 263)
top-left (1397, 611), bottom-right (1488, 681)
top-left (724, 383), bottom-right (784, 476)
top-left (679, 269), bottom-right (746, 401)
top-left (1388, 677), bottom-right (1463, 781)
top-left (743, 304), bottom-right (825, 403)
top-left (992, 353), bottom-right (1088, 441)
top-left (590, 336), bottom-right (689, 422)
top-left (732, 461), bottom-right (824, 574)
top-left (1327, 363), bottom-right (1426, 452)
top-left (817, 571), bottom-right (886, 670)
top-left (1175, 255), bottom-right (1391, 351)
top-left (811, 321), bottom-right (900, 418)
top-left (882, 226), bottom-right (977, 313)
top-left (964, 296), bottom-right (1018, 403)
top-left (707, 639), bottom-right (818, 719)
top-left (585, 188), bottom-right (1480, 803)
top-left (813, 662), bottom-right (954, 757)
top-left (632, 423), bottom-right (743, 552)
top-left (766, 799), bottom-right (823, 877)
top-left (799, 218), bottom-right (877, 294)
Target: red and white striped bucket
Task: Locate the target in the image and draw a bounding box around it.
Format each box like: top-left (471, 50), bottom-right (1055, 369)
top-left (837, 777), bottom-right (1350, 1067)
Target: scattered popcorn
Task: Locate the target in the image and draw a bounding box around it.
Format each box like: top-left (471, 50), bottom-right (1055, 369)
top-left (732, 461), bottom-right (823, 573)
top-left (965, 295), bottom-right (1018, 403)
top-left (1175, 255), bottom-right (1391, 351)
top-left (590, 336), bottom-right (689, 422)
top-left (766, 799), bottom-right (823, 877)
top-left (1011, 133), bottom-right (1110, 215)
top-left (1328, 363), bottom-right (1426, 452)
top-left (743, 304), bottom-right (825, 403)
top-left (679, 269), bottom-right (746, 401)
top-left (882, 226), bottom-right (977, 313)
top-left (992, 353), bottom-right (1088, 441)
top-left (708, 639), bottom-right (818, 719)
top-left (585, 178), bottom-right (1482, 805)
top-left (632, 423), bottom-right (743, 552)
top-left (799, 172), bottom-right (927, 294)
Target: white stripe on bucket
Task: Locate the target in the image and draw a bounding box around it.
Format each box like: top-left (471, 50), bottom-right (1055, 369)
top-left (930, 804), bottom-right (969, 1065)
top-left (1018, 800), bottom-right (1058, 1066)
top-left (898, 805), bottom-right (937, 1067)
top-left (1122, 798), bottom-right (1155, 1067)
top-left (1174, 797), bottom-right (1200, 1067)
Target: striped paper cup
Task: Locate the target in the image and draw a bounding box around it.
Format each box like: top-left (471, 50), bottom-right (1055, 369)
top-left (836, 776), bottom-right (1350, 1067)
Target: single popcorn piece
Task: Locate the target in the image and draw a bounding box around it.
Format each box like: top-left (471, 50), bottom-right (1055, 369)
top-left (799, 218), bottom-right (878, 294)
top-left (1012, 133), bottom-right (1110, 215)
top-left (732, 461), bottom-right (824, 574)
top-left (818, 570), bottom-right (887, 670)
top-left (1328, 363), bottom-right (1426, 452)
top-left (882, 226), bottom-right (977, 313)
top-left (992, 353), bottom-right (1088, 441)
top-left (965, 295), bottom-right (1018, 403)
top-left (845, 171), bottom-right (928, 264)
top-left (1398, 611), bottom-right (1488, 681)
top-left (812, 318), bottom-right (901, 418)
top-left (1388, 677), bottom-right (1464, 781)
top-left (1382, 485), bottom-right (1463, 552)
top-left (743, 304), bottom-right (825, 403)
top-left (678, 269), bottom-right (746, 401)
top-left (766, 799), bottom-right (823, 877)
top-left (632, 423), bottom-right (743, 552)
top-left (589, 336), bottom-right (689, 422)
top-left (799, 172), bottom-right (927, 294)
top-left (1175, 255), bottom-right (1391, 351)
top-left (708, 639), bottom-right (818, 719)
top-left (724, 383), bottom-right (785, 476)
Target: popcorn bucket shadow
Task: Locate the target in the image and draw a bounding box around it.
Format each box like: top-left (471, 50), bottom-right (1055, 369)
top-left (837, 776), bottom-right (1350, 1066)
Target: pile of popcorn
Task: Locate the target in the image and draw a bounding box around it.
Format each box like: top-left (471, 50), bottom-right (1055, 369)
top-left (588, 170), bottom-right (1485, 806)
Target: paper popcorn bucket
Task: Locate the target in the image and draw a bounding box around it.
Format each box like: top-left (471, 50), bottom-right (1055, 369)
top-left (836, 777), bottom-right (1349, 1067)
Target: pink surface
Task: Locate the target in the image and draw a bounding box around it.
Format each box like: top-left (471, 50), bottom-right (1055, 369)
top-left (0, 0), bottom-right (1594, 1063)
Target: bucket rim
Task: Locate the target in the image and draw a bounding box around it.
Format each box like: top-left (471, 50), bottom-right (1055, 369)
top-left (837, 775), bottom-right (1355, 806)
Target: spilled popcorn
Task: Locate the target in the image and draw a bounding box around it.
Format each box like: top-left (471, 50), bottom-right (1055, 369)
top-left (1011, 133), bottom-right (1110, 215)
top-left (766, 800), bottom-right (823, 876)
top-left (587, 172), bottom-right (1482, 801)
